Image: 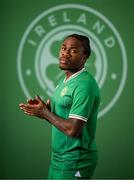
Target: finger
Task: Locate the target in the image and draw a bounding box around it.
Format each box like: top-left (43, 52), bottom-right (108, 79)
top-left (19, 103), bottom-right (24, 106)
top-left (23, 108), bottom-right (36, 114)
top-left (19, 106), bottom-right (33, 112)
top-left (19, 106), bottom-right (28, 112)
top-left (27, 99), bottom-right (39, 105)
top-left (32, 99), bottom-right (39, 104)
top-left (46, 99), bottom-right (50, 106)
top-left (24, 109), bottom-right (40, 116)
top-left (19, 104), bottom-right (28, 108)
top-left (35, 95), bottom-right (43, 102)
top-left (27, 99), bottom-right (33, 104)
top-left (27, 99), bottom-right (31, 103)
top-left (19, 103), bottom-right (27, 108)
top-left (24, 111), bottom-right (34, 116)
top-left (20, 103), bottom-right (36, 109)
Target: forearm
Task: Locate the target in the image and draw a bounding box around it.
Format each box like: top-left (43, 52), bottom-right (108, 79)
top-left (43, 109), bottom-right (79, 137)
top-left (19, 97), bottom-right (84, 138)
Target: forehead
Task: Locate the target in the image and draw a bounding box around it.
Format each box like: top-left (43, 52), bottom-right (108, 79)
top-left (62, 37), bottom-right (82, 48)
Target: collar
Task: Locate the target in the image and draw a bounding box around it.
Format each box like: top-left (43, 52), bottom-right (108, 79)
top-left (64, 68), bottom-right (86, 83)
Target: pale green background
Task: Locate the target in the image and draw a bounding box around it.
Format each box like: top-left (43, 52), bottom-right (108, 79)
top-left (0, 0), bottom-right (134, 179)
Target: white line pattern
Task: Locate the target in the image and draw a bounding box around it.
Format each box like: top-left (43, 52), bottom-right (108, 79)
top-left (69, 114), bottom-right (87, 122)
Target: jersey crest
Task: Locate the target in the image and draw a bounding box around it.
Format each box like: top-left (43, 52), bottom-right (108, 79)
top-left (60, 87), bottom-right (68, 96)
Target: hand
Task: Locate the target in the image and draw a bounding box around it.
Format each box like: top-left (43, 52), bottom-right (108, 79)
top-left (19, 95), bottom-right (48, 119)
top-left (46, 99), bottom-right (51, 111)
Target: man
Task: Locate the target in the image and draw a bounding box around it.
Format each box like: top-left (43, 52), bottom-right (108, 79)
top-left (19, 34), bottom-right (100, 179)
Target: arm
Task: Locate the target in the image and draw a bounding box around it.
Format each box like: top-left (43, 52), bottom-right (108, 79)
top-left (45, 110), bottom-right (85, 138)
top-left (19, 96), bottom-right (85, 138)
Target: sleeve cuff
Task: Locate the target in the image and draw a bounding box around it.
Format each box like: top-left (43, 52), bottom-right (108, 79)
top-left (69, 114), bottom-right (87, 122)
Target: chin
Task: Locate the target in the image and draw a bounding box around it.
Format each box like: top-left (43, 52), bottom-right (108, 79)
top-left (59, 66), bottom-right (79, 72)
top-left (59, 65), bottom-right (69, 70)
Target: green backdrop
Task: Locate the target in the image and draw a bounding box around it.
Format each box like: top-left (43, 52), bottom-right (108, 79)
top-left (1, 0), bottom-right (134, 179)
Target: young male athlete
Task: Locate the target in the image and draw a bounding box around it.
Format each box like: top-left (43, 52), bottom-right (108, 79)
top-left (19, 34), bottom-right (101, 179)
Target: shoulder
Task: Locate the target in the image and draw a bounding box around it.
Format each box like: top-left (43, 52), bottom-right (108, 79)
top-left (76, 71), bottom-right (99, 89)
top-left (73, 71), bottom-right (100, 101)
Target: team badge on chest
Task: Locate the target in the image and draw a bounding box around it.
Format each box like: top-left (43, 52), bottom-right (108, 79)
top-left (60, 87), bottom-right (68, 97)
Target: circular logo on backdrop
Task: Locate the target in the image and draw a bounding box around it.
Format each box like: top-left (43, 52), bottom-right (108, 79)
top-left (17, 4), bottom-right (127, 118)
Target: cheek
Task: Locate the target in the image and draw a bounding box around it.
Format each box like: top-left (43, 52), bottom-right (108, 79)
top-left (71, 55), bottom-right (83, 64)
top-left (70, 60), bottom-right (80, 68)
top-left (59, 50), bottom-right (62, 57)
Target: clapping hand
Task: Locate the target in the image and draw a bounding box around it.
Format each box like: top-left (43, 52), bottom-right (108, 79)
top-left (19, 95), bottom-right (50, 119)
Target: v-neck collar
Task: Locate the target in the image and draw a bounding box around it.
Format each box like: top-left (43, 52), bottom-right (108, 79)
top-left (63, 68), bottom-right (86, 83)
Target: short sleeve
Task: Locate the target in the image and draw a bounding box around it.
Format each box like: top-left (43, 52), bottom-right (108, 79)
top-left (69, 83), bottom-right (94, 122)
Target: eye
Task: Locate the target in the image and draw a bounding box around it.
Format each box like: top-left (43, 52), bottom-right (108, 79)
top-left (71, 49), bottom-right (77, 53)
top-left (61, 47), bottom-right (66, 51)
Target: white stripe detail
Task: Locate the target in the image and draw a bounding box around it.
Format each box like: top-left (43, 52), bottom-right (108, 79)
top-left (64, 68), bottom-right (86, 83)
top-left (69, 114), bottom-right (87, 122)
top-left (75, 171), bottom-right (81, 177)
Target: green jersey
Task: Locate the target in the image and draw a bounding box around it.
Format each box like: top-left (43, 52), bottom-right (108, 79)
top-left (50, 68), bottom-right (100, 170)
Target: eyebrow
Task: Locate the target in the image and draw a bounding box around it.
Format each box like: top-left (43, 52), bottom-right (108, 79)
top-left (62, 44), bottom-right (78, 49)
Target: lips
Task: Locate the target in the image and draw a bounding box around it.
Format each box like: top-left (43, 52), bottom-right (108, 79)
top-left (59, 57), bottom-right (69, 64)
top-left (60, 60), bottom-right (67, 64)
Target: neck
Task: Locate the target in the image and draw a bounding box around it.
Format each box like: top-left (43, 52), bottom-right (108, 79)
top-left (64, 67), bottom-right (84, 79)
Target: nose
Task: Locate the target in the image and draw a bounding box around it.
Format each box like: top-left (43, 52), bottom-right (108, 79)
top-left (62, 49), bottom-right (71, 58)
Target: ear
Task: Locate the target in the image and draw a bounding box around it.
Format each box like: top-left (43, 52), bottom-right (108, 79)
top-left (82, 55), bottom-right (88, 62)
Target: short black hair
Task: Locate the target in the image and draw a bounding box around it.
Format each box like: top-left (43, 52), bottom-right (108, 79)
top-left (64, 34), bottom-right (91, 59)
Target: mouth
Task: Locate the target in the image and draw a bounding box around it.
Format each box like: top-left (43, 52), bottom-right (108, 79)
top-left (60, 60), bottom-right (67, 64)
top-left (59, 57), bottom-right (69, 64)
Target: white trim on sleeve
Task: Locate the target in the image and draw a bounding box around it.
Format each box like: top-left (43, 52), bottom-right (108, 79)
top-left (69, 114), bottom-right (87, 122)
